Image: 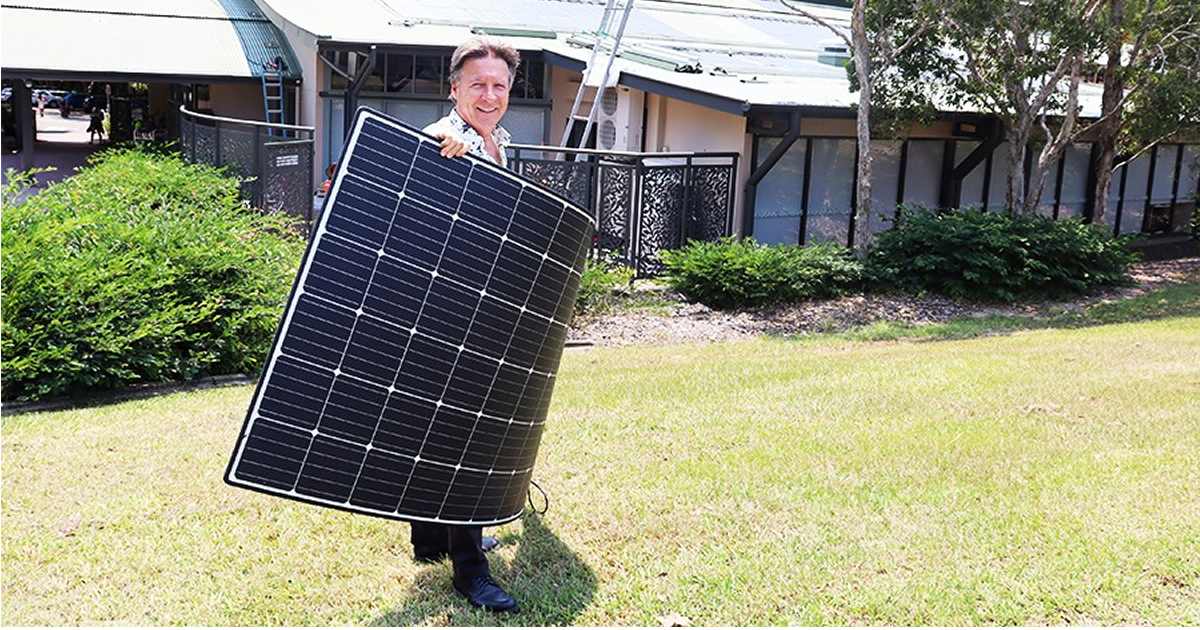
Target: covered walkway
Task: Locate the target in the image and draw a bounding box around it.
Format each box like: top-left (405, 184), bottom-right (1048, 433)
top-left (1, 0), bottom-right (302, 177)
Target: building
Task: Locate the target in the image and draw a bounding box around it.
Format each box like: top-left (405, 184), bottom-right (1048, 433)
top-left (2, 0), bottom-right (301, 167)
top-left (5, 0), bottom-right (1198, 243)
top-left (253, 0), bottom-right (1200, 243)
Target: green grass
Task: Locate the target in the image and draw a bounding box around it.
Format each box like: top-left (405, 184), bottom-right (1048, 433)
top-left (840, 282), bottom-right (1200, 343)
top-left (4, 317), bottom-right (1200, 624)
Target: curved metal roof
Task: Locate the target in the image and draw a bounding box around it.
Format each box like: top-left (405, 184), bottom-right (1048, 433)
top-left (1, 0), bottom-right (301, 81)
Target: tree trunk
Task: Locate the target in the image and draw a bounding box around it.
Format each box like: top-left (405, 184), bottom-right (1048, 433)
top-left (851, 0), bottom-right (873, 252)
top-left (1026, 59), bottom-right (1084, 213)
top-left (1006, 121), bottom-right (1029, 214)
top-left (1092, 0), bottom-right (1125, 224)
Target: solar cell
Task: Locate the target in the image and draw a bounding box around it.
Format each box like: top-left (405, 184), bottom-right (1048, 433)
top-left (225, 108), bottom-right (593, 525)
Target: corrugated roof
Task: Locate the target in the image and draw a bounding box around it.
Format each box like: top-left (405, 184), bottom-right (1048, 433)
top-left (259, 0), bottom-right (1103, 117)
top-left (1, 0), bottom-right (301, 80)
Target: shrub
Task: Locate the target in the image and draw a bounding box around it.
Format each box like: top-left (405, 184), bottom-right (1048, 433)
top-left (865, 208), bottom-right (1138, 301)
top-left (659, 238), bottom-right (864, 309)
top-left (1, 147), bottom-right (306, 402)
top-left (575, 254), bottom-right (635, 316)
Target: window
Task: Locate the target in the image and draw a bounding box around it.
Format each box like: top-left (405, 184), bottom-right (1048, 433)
top-left (413, 55), bottom-right (443, 95)
top-left (987, 143), bottom-right (1013, 210)
top-left (752, 136), bottom-right (805, 245)
top-left (902, 140), bottom-right (943, 209)
top-left (957, 141), bottom-right (985, 208)
top-left (1151, 146), bottom-right (1178, 204)
top-left (385, 53), bottom-right (414, 93)
top-left (363, 56), bottom-right (385, 92)
top-left (868, 140), bottom-right (902, 236)
top-left (525, 59), bottom-right (545, 99)
top-left (1120, 153), bottom-right (1151, 234)
top-left (806, 138), bottom-right (856, 245)
top-left (385, 100), bottom-right (442, 128)
top-left (1057, 143), bottom-right (1090, 219)
top-left (1033, 145), bottom-right (1058, 217)
top-left (1179, 146), bottom-right (1199, 200)
top-left (512, 59), bottom-right (546, 99)
top-left (503, 105), bottom-right (548, 145)
top-left (328, 51), bottom-right (351, 90)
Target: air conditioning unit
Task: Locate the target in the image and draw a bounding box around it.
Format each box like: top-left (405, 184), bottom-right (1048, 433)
top-left (595, 86), bottom-right (644, 152)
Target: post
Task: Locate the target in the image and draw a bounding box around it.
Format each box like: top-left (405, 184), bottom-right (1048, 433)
top-left (254, 125), bottom-right (263, 209)
top-left (344, 46), bottom-right (377, 140)
top-left (13, 80), bottom-right (35, 171)
top-left (799, 139), bottom-right (814, 245)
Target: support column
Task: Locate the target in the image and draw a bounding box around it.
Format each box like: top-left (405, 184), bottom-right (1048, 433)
top-left (13, 80), bottom-right (35, 171)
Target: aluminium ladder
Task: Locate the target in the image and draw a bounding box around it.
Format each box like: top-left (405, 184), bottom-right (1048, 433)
top-left (558, 0), bottom-right (636, 155)
top-left (261, 57), bottom-right (286, 136)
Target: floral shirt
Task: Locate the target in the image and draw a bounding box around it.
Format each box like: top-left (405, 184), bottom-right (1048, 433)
top-left (423, 107), bottom-right (512, 168)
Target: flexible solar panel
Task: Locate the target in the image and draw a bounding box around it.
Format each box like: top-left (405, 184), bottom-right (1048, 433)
top-left (225, 108), bottom-right (593, 525)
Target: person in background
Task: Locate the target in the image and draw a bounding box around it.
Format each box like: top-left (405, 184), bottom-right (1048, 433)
top-left (411, 35), bottom-right (519, 613)
top-left (88, 107), bottom-right (105, 144)
top-left (36, 91), bottom-right (46, 118)
top-left (320, 162), bottom-right (337, 196)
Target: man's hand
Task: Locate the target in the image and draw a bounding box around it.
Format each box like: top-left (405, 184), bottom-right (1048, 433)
top-left (431, 130), bottom-right (469, 158)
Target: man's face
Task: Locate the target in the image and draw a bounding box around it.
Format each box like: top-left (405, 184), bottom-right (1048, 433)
top-left (450, 55), bottom-right (511, 136)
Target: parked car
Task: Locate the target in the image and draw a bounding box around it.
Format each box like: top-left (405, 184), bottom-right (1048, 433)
top-left (32, 89), bottom-right (65, 108)
top-left (62, 92), bottom-right (89, 111)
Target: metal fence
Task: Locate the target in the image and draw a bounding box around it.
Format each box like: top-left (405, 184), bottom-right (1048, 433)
top-left (509, 145), bottom-right (739, 275)
top-left (179, 106), bottom-right (315, 221)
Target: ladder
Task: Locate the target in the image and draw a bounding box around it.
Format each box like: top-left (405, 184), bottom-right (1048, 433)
top-left (558, 0), bottom-right (636, 155)
top-left (261, 57), bottom-right (286, 135)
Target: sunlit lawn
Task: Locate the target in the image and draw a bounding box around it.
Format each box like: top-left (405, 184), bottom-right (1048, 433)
top-left (3, 315), bottom-right (1199, 625)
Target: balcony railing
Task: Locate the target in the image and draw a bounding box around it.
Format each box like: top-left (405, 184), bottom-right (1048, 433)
top-left (179, 106), bottom-right (315, 221)
top-left (508, 144), bottom-right (739, 275)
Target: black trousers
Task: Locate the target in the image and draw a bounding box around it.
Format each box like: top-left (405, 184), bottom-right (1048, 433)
top-left (410, 522), bottom-right (489, 581)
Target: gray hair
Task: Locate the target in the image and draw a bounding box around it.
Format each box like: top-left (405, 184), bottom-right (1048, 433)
top-left (448, 36), bottom-right (520, 87)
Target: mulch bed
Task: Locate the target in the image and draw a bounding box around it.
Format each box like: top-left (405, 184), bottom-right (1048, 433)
top-left (570, 257), bottom-right (1200, 347)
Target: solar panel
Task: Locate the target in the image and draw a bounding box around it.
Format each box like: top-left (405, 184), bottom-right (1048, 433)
top-left (225, 108), bottom-right (594, 526)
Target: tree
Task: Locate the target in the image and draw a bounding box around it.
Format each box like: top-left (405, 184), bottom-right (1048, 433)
top-left (935, 0), bottom-right (1106, 215)
top-left (779, 0), bottom-right (940, 250)
top-left (1090, 0), bottom-right (1200, 225)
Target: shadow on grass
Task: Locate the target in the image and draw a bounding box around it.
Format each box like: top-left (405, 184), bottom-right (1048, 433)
top-left (0, 374), bottom-right (256, 416)
top-left (369, 513), bottom-right (595, 626)
top-left (806, 282), bottom-right (1200, 344)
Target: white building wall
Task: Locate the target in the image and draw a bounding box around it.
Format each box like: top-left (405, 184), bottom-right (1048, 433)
top-left (549, 65), bottom-right (591, 146)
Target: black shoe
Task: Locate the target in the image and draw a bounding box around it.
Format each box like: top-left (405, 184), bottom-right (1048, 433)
top-left (414, 536), bottom-right (500, 563)
top-left (453, 574), bottom-right (517, 612)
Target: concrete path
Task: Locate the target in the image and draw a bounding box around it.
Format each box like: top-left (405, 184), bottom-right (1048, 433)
top-left (3, 108), bottom-right (107, 194)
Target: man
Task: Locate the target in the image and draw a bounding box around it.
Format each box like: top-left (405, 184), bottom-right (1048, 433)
top-left (414, 36), bottom-right (520, 614)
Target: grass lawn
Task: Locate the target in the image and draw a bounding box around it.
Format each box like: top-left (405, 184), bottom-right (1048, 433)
top-left (3, 316), bottom-right (1199, 625)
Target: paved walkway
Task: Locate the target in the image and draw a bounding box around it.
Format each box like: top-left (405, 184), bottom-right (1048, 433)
top-left (3, 108), bottom-right (107, 193)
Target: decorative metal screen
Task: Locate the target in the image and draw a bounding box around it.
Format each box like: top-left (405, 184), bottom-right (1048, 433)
top-left (511, 147), bottom-right (738, 276)
top-left (179, 106), bottom-right (315, 221)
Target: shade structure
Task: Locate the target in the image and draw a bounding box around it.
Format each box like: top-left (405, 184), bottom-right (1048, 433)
top-left (225, 108), bottom-right (593, 525)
